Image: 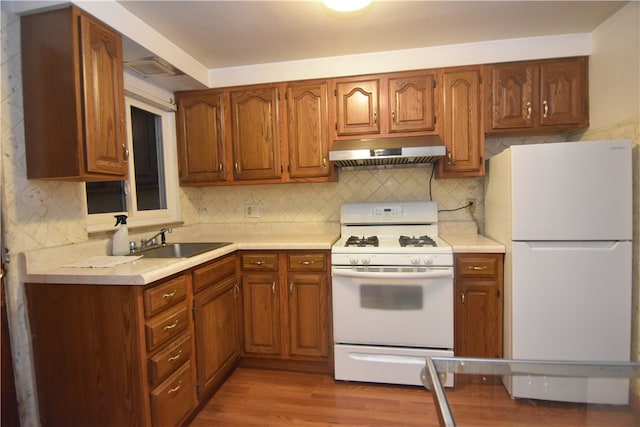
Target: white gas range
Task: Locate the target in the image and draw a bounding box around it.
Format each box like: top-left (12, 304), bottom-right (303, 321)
top-left (331, 201), bottom-right (454, 386)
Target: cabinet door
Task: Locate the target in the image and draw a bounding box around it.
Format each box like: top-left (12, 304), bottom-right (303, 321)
top-left (230, 87), bottom-right (281, 180)
top-left (388, 73), bottom-right (436, 133)
top-left (439, 67), bottom-right (484, 177)
top-left (287, 82), bottom-right (331, 178)
top-left (194, 277), bottom-right (241, 398)
top-left (489, 63), bottom-right (535, 130)
top-left (335, 79), bottom-right (380, 136)
top-left (176, 92), bottom-right (226, 183)
top-left (80, 12), bottom-right (128, 177)
top-left (242, 274), bottom-right (282, 355)
top-left (538, 58), bottom-right (588, 128)
top-left (454, 253), bottom-right (503, 358)
top-left (455, 281), bottom-right (502, 358)
top-left (287, 273), bottom-right (329, 358)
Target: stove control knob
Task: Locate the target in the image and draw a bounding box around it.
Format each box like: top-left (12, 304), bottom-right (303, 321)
top-left (423, 257), bottom-right (434, 265)
top-left (410, 257), bottom-right (421, 265)
top-left (349, 257), bottom-right (359, 265)
top-left (361, 257), bottom-right (371, 265)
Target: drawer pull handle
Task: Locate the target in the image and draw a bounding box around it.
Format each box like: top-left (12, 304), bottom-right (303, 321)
top-left (526, 101), bottom-right (532, 119)
top-left (167, 349), bottom-right (183, 363)
top-left (299, 260), bottom-right (314, 265)
top-left (272, 282), bottom-right (276, 296)
top-left (162, 290), bottom-right (177, 300)
top-left (468, 265), bottom-right (488, 271)
top-left (163, 320), bottom-right (179, 331)
top-left (168, 381), bottom-right (182, 395)
top-left (252, 260), bottom-right (265, 266)
top-left (289, 282), bottom-right (294, 295)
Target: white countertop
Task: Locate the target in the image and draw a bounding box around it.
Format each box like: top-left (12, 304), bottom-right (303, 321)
top-left (440, 233), bottom-right (505, 253)
top-left (22, 223), bottom-right (340, 286)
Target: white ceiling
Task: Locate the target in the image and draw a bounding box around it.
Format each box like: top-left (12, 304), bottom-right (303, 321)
top-left (117, 0), bottom-right (627, 70)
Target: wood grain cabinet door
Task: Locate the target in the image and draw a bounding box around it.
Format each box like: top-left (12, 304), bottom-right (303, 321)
top-left (335, 78), bottom-right (380, 136)
top-left (242, 274), bottom-right (282, 355)
top-left (489, 63), bottom-right (535, 130)
top-left (176, 92), bottom-right (227, 183)
top-left (287, 272), bottom-right (329, 358)
top-left (538, 58), bottom-right (588, 128)
top-left (230, 87), bottom-right (282, 180)
top-left (286, 82), bottom-right (330, 178)
top-left (388, 73), bottom-right (436, 133)
top-left (80, 12), bottom-right (128, 177)
top-left (439, 67), bottom-right (484, 177)
top-left (194, 277), bottom-right (241, 398)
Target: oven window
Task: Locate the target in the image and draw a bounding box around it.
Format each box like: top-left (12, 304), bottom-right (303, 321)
top-left (360, 285), bottom-right (423, 310)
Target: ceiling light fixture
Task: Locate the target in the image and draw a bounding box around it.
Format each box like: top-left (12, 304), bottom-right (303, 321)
top-left (322, 0), bottom-right (372, 13)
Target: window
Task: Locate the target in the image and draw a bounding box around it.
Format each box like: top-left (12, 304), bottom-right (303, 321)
top-left (86, 96), bottom-right (180, 232)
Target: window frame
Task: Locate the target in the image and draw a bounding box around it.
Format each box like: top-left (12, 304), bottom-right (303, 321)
top-left (86, 96), bottom-right (181, 233)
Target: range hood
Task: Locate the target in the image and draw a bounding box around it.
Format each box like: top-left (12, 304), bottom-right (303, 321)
top-left (329, 135), bottom-right (446, 168)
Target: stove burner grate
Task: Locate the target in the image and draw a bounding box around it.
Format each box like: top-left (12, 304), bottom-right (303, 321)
top-left (399, 235), bottom-right (437, 247)
top-left (345, 235), bottom-right (379, 247)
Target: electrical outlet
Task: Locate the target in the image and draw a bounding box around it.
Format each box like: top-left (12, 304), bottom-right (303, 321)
top-left (466, 198), bottom-right (476, 214)
top-left (245, 203), bottom-right (260, 218)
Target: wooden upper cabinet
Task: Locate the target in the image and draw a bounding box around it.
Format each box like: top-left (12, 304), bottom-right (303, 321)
top-left (487, 57), bottom-right (588, 134)
top-left (335, 78), bottom-right (380, 136)
top-left (438, 66), bottom-right (484, 178)
top-left (21, 6), bottom-right (127, 181)
top-left (388, 73), bottom-right (436, 133)
top-left (175, 91), bottom-right (227, 184)
top-left (230, 87), bottom-right (282, 180)
top-left (286, 81), bottom-right (331, 178)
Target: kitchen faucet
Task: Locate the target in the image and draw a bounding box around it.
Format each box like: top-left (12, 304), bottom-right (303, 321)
top-left (140, 227), bottom-right (173, 249)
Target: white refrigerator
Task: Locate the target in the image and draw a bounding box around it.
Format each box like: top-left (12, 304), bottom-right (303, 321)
top-left (485, 140), bottom-right (632, 404)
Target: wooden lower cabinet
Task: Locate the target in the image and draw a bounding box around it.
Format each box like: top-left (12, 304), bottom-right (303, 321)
top-left (240, 251), bottom-right (332, 373)
top-left (192, 254), bottom-right (242, 399)
top-left (26, 274), bottom-right (197, 427)
top-left (454, 253), bottom-right (504, 358)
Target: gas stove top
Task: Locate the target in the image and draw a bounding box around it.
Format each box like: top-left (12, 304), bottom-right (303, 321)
top-left (331, 202), bottom-right (453, 266)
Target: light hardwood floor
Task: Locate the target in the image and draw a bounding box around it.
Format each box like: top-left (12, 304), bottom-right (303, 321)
top-left (188, 368), bottom-right (639, 427)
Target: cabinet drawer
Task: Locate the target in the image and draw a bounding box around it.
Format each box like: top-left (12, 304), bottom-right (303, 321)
top-left (148, 333), bottom-right (192, 388)
top-left (193, 255), bottom-right (236, 293)
top-left (144, 275), bottom-right (187, 318)
top-left (145, 304), bottom-right (189, 350)
top-left (150, 361), bottom-right (195, 427)
top-left (455, 255), bottom-right (499, 277)
top-left (287, 253), bottom-right (326, 271)
top-left (241, 253), bottom-right (278, 271)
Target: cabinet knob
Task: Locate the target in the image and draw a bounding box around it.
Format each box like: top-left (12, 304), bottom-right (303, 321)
top-left (234, 161), bottom-right (240, 173)
top-left (289, 282), bottom-right (294, 295)
top-left (391, 111), bottom-right (396, 123)
top-left (447, 151), bottom-right (452, 165)
top-left (272, 282), bottom-right (276, 295)
top-left (219, 162), bottom-right (224, 172)
top-left (542, 100), bottom-right (549, 118)
top-left (461, 292), bottom-right (465, 305)
top-left (526, 102), bottom-right (532, 119)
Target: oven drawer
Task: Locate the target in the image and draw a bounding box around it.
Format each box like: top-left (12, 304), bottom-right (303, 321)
top-left (241, 253), bottom-right (278, 271)
top-left (334, 344), bottom-right (454, 387)
top-left (455, 254), bottom-right (499, 277)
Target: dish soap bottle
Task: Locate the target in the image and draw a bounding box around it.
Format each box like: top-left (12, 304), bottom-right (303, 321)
top-left (111, 215), bottom-right (129, 256)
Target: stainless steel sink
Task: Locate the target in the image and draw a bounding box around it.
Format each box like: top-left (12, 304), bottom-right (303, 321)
top-left (133, 242), bottom-right (232, 258)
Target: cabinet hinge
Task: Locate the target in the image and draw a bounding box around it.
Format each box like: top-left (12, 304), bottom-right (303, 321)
top-left (433, 116), bottom-right (437, 124)
top-left (496, 289), bottom-right (501, 298)
top-left (335, 123), bottom-right (337, 131)
top-left (281, 165), bottom-right (284, 173)
top-left (334, 88), bottom-right (337, 96)
top-left (479, 75), bottom-right (483, 84)
top-left (192, 306), bottom-right (196, 320)
top-left (433, 80), bottom-right (437, 88)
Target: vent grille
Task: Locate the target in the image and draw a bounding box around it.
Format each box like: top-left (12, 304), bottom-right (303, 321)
top-left (333, 155), bottom-right (440, 168)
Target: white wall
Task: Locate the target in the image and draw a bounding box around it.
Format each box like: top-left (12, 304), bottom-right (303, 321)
top-left (589, 2), bottom-right (640, 129)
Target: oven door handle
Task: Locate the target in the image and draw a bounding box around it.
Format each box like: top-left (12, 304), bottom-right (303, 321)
top-left (332, 268), bottom-right (452, 280)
